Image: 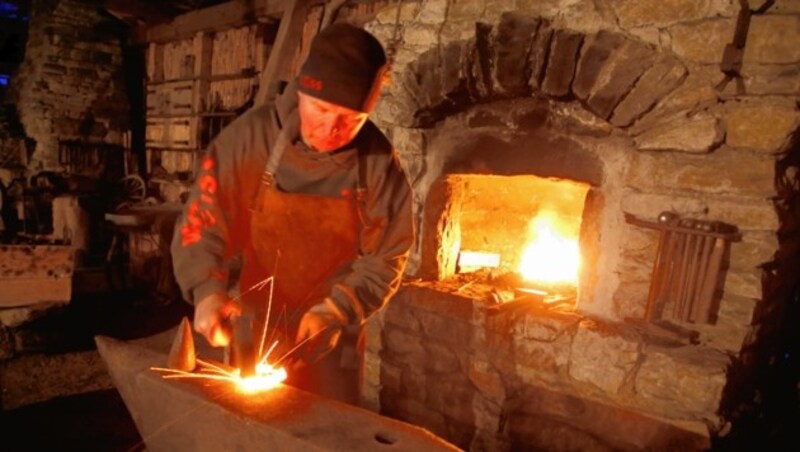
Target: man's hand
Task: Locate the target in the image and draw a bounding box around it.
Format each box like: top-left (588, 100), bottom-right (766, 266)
top-left (194, 293), bottom-right (241, 347)
top-left (292, 301), bottom-right (345, 367)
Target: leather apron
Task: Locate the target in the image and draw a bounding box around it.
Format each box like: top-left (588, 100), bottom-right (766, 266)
top-left (238, 118), bottom-right (366, 405)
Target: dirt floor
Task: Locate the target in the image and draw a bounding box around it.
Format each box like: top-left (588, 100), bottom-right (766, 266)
top-left (0, 291), bottom-right (192, 451)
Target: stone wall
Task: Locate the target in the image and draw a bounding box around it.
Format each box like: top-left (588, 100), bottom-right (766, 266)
top-left (365, 282), bottom-right (720, 450)
top-left (7, 0), bottom-right (129, 171)
top-left (361, 0), bottom-right (800, 448)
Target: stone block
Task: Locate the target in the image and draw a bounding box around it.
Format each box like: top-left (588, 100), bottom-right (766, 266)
top-left (439, 40), bottom-right (471, 103)
top-left (364, 312), bottom-right (384, 355)
top-left (417, 0), bottom-right (449, 24)
top-left (541, 30), bottom-right (584, 97)
top-left (612, 281), bottom-right (650, 320)
top-left (724, 101), bottom-right (799, 153)
top-left (621, 192), bottom-right (780, 231)
top-left (514, 335), bottom-right (572, 384)
top-left (716, 294), bottom-right (758, 327)
top-left (724, 268), bottom-right (762, 300)
top-left (693, 321), bottom-right (750, 353)
top-left (550, 101), bottom-right (613, 137)
top-left (426, 374), bottom-right (476, 425)
top-left (42, 62), bottom-right (67, 75)
top-left (518, 308), bottom-right (582, 342)
top-left (634, 111), bottom-right (723, 153)
top-left (401, 367), bottom-right (428, 401)
top-left (568, 320), bottom-right (641, 394)
top-left (415, 48), bottom-right (447, 113)
top-left (384, 294), bottom-right (422, 332)
top-left (425, 342), bottom-right (461, 373)
top-left (491, 13), bottom-right (540, 97)
top-left (373, 91), bottom-right (419, 128)
top-left (383, 327), bottom-right (426, 363)
top-left (729, 231), bottom-right (778, 272)
top-left (363, 351), bottom-right (381, 391)
top-left (773, 0), bottom-right (800, 13)
top-left (585, 41), bottom-right (657, 120)
top-left (449, 0), bottom-right (486, 18)
top-left (509, 383), bottom-right (711, 450)
top-left (670, 18), bottom-right (734, 63)
top-left (440, 19), bottom-right (477, 44)
top-left (528, 21), bottom-right (553, 91)
top-left (69, 67), bottom-right (97, 79)
top-left (468, 23), bottom-right (494, 100)
top-left (509, 412), bottom-right (620, 451)
top-left (518, 0), bottom-right (577, 18)
top-left (468, 358), bottom-right (506, 402)
top-left (744, 15), bottom-right (800, 64)
top-left (610, 0), bottom-right (736, 28)
top-left (402, 23), bottom-right (440, 48)
top-left (417, 309), bottom-right (475, 349)
top-left (740, 61), bottom-right (800, 96)
top-left (635, 346), bottom-right (728, 418)
top-left (380, 359), bottom-right (403, 391)
top-left (399, 282), bottom-right (479, 319)
top-left (611, 57), bottom-right (687, 127)
top-left (375, 1), bottom-right (421, 25)
top-left (572, 31), bottom-right (627, 101)
top-left (625, 145), bottom-right (777, 197)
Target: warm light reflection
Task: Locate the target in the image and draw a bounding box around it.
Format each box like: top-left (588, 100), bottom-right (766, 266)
top-left (519, 211), bottom-right (580, 285)
top-left (152, 341), bottom-right (288, 395)
top-left (237, 364), bottom-right (288, 393)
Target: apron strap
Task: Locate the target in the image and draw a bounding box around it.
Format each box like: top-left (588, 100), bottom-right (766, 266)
top-left (251, 111), bottom-right (291, 212)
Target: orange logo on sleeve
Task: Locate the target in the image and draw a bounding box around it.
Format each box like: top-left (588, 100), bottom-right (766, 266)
top-left (181, 156), bottom-right (220, 247)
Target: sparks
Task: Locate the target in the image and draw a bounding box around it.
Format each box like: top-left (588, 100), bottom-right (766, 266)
top-left (152, 274), bottom-right (288, 393)
top-left (152, 341), bottom-right (288, 392)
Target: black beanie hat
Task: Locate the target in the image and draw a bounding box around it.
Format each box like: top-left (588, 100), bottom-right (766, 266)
top-left (298, 24), bottom-right (387, 112)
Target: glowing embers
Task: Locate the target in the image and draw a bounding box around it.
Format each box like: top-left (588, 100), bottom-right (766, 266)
top-left (518, 211), bottom-right (581, 286)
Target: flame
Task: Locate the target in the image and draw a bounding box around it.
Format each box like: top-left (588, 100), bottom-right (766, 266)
top-left (518, 212), bottom-right (580, 285)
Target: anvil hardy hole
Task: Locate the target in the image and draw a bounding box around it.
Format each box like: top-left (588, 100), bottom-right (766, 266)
top-left (374, 431), bottom-right (398, 445)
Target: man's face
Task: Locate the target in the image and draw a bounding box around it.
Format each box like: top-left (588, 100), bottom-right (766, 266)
top-left (297, 91), bottom-right (369, 153)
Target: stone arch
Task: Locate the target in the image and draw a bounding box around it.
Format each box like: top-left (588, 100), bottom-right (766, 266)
top-left (391, 12), bottom-right (688, 135)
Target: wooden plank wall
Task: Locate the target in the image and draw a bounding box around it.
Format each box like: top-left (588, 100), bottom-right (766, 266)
top-left (144, 21), bottom-right (276, 175)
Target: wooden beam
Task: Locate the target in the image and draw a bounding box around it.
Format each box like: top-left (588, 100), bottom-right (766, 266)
top-left (104, 0), bottom-right (172, 26)
top-left (255, 0), bottom-right (321, 105)
top-left (138, 0), bottom-right (290, 45)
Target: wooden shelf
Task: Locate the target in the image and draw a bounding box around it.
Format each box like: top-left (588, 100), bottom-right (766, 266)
top-left (147, 69), bottom-right (258, 85)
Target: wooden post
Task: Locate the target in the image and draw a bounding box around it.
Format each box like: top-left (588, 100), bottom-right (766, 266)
top-left (255, 0), bottom-right (319, 106)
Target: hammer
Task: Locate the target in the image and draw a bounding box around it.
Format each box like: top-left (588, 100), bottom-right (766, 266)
top-left (229, 308), bottom-right (257, 378)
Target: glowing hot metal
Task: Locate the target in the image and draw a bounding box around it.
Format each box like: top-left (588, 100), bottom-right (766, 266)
top-left (152, 275), bottom-right (289, 394)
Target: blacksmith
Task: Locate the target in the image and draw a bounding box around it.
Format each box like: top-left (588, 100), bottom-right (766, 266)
top-left (171, 24), bottom-right (413, 405)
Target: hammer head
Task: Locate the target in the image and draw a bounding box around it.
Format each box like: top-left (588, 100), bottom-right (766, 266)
top-left (231, 311), bottom-right (257, 378)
